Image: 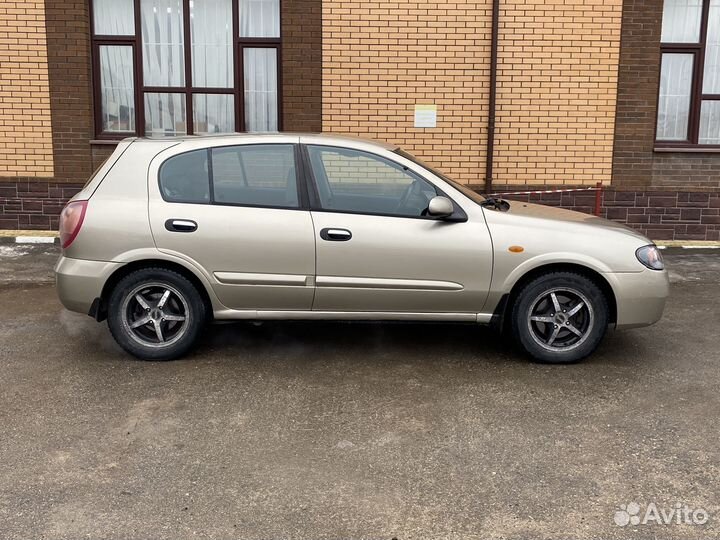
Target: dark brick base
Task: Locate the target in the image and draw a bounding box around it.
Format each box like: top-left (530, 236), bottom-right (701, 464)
top-left (0, 182), bottom-right (84, 230)
top-left (482, 185), bottom-right (720, 241)
top-left (1, 181), bottom-right (719, 241)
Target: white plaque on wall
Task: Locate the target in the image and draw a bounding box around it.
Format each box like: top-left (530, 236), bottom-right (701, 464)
top-left (414, 104), bottom-right (437, 128)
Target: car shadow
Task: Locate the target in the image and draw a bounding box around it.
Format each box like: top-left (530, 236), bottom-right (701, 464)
top-left (194, 320), bottom-right (529, 367)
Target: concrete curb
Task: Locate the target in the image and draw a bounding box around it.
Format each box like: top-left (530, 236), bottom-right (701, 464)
top-left (0, 235), bottom-right (59, 245)
top-left (655, 241), bottom-right (720, 249)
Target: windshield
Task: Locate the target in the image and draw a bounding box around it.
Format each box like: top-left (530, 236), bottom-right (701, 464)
top-left (394, 149), bottom-right (486, 205)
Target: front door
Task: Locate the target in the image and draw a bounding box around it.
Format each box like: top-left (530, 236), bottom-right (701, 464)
top-left (305, 144), bottom-right (493, 314)
top-left (149, 143), bottom-right (315, 311)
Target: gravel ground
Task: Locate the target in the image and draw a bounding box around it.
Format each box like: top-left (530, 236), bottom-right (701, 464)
top-left (0, 245), bottom-right (718, 540)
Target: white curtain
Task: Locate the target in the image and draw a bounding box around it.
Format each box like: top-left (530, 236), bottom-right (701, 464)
top-left (703, 0), bottom-right (720, 93)
top-left (700, 101), bottom-right (720, 143)
top-left (661, 0), bottom-right (703, 43)
top-left (93, 0), bottom-right (134, 35)
top-left (141, 0), bottom-right (185, 87)
top-left (240, 0), bottom-right (280, 38)
top-left (100, 46), bottom-right (135, 132)
top-left (193, 94), bottom-right (234, 134)
top-left (145, 93), bottom-right (186, 136)
top-left (244, 48), bottom-right (278, 131)
top-left (700, 0), bottom-right (720, 143)
top-left (191, 0), bottom-right (233, 88)
top-left (656, 54), bottom-right (693, 141)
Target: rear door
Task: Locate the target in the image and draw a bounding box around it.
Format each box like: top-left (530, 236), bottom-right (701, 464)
top-left (148, 140), bottom-right (316, 311)
top-left (304, 143), bottom-right (493, 314)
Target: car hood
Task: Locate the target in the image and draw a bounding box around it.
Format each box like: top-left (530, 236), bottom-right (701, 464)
top-left (498, 200), bottom-right (650, 241)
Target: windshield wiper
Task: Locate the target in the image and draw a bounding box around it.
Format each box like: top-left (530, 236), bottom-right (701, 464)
top-left (480, 197), bottom-right (511, 212)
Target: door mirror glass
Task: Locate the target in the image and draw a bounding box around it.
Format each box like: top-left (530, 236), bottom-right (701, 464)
top-left (427, 196), bottom-right (454, 218)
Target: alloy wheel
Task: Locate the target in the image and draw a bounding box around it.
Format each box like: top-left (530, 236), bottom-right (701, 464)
top-left (120, 282), bottom-right (190, 348)
top-left (526, 287), bottom-right (595, 352)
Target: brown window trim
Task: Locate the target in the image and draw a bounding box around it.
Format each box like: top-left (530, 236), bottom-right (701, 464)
top-left (89, 0), bottom-right (283, 140)
top-left (656, 0), bottom-right (717, 148)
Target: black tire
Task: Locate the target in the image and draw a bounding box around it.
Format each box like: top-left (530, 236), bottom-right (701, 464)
top-left (510, 272), bottom-right (609, 364)
top-left (107, 268), bottom-right (206, 361)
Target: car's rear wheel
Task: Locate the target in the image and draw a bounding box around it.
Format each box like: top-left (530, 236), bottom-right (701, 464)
top-left (511, 272), bottom-right (609, 364)
top-left (107, 268), bottom-right (206, 360)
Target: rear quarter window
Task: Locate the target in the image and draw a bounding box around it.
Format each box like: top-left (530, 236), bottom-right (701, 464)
top-left (211, 144), bottom-right (298, 208)
top-left (159, 150), bottom-right (211, 203)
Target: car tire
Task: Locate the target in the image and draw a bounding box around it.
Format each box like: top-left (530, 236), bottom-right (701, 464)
top-left (510, 272), bottom-right (609, 364)
top-left (107, 268), bottom-right (206, 361)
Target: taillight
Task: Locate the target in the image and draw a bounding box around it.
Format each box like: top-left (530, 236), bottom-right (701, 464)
top-left (59, 200), bottom-right (88, 249)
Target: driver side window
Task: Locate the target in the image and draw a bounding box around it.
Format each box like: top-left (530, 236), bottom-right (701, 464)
top-left (307, 145), bottom-right (437, 217)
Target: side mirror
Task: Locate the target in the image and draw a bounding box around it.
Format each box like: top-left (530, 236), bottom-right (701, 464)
top-left (427, 196), bottom-right (454, 219)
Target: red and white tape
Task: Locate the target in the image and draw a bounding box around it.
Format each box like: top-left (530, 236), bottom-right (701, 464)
top-left (489, 186), bottom-right (601, 197)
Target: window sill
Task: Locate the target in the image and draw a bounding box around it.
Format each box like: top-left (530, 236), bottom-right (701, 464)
top-left (654, 146), bottom-right (720, 153)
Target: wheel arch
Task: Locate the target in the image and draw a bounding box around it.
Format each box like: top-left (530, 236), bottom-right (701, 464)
top-left (92, 259), bottom-right (215, 322)
top-left (494, 262), bottom-right (618, 331)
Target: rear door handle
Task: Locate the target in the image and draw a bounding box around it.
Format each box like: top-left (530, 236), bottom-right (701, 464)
top-left (165, 219), bottom-right (198, 233)
top-left (320, 228), bottom-right (352, 241)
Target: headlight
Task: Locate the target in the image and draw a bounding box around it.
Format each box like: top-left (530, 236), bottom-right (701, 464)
top-left (636, 245), bottom-right (664, 270)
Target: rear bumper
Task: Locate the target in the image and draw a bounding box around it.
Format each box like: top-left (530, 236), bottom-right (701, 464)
top-left (55, 256), bottom-right (123, 315)
top-left (606, 268), bottom-right (670, 330)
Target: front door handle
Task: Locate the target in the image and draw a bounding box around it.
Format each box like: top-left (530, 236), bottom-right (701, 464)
top-left (165, 219), bottom-right (198, 233)
top-left (320, 228), bottom-right (352, 241)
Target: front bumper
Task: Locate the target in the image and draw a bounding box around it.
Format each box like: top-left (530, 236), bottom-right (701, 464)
top-left (55, 256), bottom-right (123, 315)
top-left (605, 268), bottom-right (670, 329)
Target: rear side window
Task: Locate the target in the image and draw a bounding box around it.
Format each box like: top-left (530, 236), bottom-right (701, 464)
top-left (159, 149), bottom-right (210, 203)
top-left (211, 144), bottom-right (298, 208)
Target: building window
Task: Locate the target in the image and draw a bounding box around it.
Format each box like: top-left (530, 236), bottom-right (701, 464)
top-left (90, 0), bottom-right (281, 139)
top-left (657, 0), bottom-right (720, 146)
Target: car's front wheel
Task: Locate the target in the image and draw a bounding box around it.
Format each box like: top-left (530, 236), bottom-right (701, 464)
top-left (107, 268), bottom-right (206, 360)
top-left (511, 272), bottom-right (609, 364)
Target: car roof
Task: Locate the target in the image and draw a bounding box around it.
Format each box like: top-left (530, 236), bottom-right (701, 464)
top-left (130, 132), bottom-right (399, 152)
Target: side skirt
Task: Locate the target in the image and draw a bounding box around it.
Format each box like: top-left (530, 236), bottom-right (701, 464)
top-left (213, 310), bottom-right (494, 324)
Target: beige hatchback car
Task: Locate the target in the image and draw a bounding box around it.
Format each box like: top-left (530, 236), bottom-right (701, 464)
top-left (56, 134), bottom-right (669, 363)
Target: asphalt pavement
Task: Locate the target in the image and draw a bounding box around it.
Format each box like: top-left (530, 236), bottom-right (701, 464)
top-left (0, 245), bottom-right (719, 539)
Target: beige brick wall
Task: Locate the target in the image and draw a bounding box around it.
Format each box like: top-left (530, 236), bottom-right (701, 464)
top-left (494, 0), bottom-right (622, 186)
top-left (0, 1), bottom-right (53, 178)
top-left (322, 0), bottom-right (622, 187)
top-left (322, 0), bottom-right (493, 185)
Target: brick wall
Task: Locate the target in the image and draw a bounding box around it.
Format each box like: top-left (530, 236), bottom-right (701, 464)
top-left (321, 0), bottom-right (622, 188)
top-left (322, 0), bottom-right (493, 185)
top-left (491, 185), bottom-right (720, 241)
top-left (610, 0), bottom-right (662, 189)
top-left (493, 0), bottom-right (623, 187)
top-left (45, 0), bottom-right (96, 183)
top-left (0, 0), bottom-right (322, 231)
top-left (612, 0), bottom-right (720, 192)
top-left (0, 0), bottom-right (54, 178)
top-left (282, 0), bottom-right (322, 132)
top-left (0, 181), bottom-right (83, 230)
